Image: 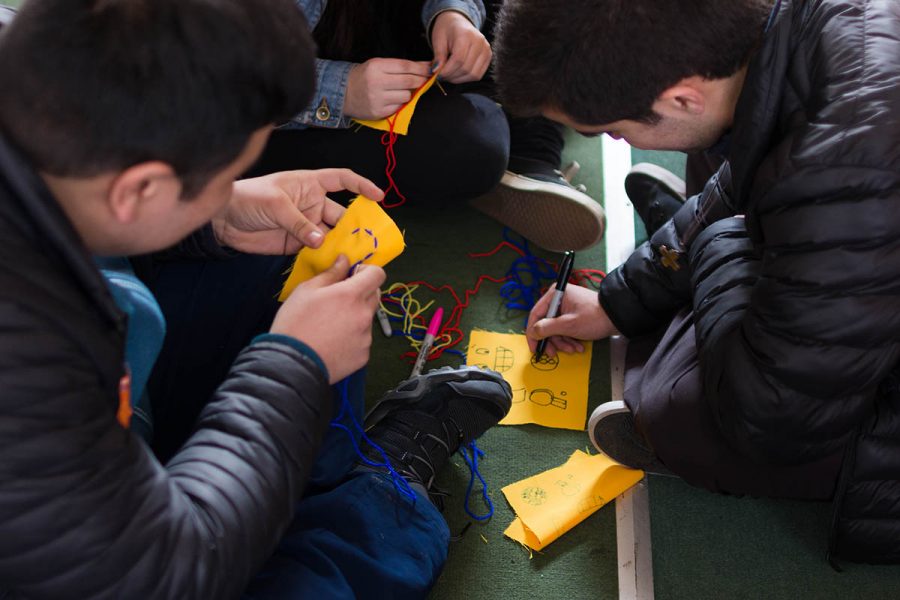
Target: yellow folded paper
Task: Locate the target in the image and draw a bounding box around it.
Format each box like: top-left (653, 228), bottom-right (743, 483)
top-left (503, 450), bottom-right (644, 551)
top-left (466, 330), bottom-right (593, 430)
top-left (278, 195), bottom-right (405, 301)
top-left (353, 72), bottom-right (439, 136)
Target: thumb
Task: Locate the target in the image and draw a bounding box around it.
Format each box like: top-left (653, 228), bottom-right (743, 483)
top-left (303, 255), bottom-right (350, 290)
top-left (531, 315), bottom-right (568, 341)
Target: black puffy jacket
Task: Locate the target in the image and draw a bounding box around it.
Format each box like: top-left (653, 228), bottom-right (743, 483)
top-left (600, 0), bottom-right (900, 563)
top-left (0, 133), bottom-right (335, 596)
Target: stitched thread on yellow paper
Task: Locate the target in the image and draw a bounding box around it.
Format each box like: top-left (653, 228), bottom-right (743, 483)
top-left (503, 450), bottom-right (644, 551)
top-left (353, 72), bottom-right (439, 136)
top-left (278, 195), bottom-right (405, 301)
top-left (466, 330), bottom-right (592, 430)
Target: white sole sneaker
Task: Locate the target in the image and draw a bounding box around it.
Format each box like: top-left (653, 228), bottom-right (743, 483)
top-left (588, 400), bottom-right (674, 476)
top-left (627, 163), bottom-right (687, 200)
top-left (470, 170), bottom-right (606, 252)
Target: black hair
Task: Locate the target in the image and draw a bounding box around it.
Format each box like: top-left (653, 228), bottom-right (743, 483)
top-left (312, 0), bottom-right (429, 64)
top-left (493, 0), bottom-right (773, 125)
top-left (0, 0), bottom-right (316, 197)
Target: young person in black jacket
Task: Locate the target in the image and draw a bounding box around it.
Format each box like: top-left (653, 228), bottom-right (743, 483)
top-left (0, 1), bottom-right (510, 597)
top-left (494, 0), bottom-right (900, 563)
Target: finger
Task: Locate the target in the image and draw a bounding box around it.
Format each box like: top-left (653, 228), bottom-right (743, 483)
top-left (322, 198), bottom-right (346, 226)
top-left (470, 49), bottom-right (492, 81)
top-left (344, 264), bottom-right (387, 295)
top-left (440, 55), bottom-right (464, 82)
top-left (531, 316), bottom-right (566, 342)
top-left (526, 289), bottom-right (556, 331)
top-left (268, 197), bottom-right (326, 249)
top-left (385, 87), bottom-right (414, 103)
top-left (310, 169), bottom-right (385, 203)
top-left (384, 73), bottom-right (429, 91)
top-left (553, 336), bottom-right (584, 354)
top-left (301, 255), bottom-right (350, 290)
top-left (383, 59), bottom-right (431, 77)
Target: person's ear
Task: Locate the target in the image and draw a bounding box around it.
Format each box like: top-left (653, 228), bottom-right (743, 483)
top-left (106, 162), bottom-right (181, 223)
top-left (654, 80), bottom-right (706, 118)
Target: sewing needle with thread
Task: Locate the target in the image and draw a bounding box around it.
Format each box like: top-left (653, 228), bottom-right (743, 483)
top-left (411, 307), bottom-right (443, 377)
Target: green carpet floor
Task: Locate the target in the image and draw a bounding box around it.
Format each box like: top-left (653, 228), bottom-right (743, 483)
top-left (366, 133), bottom-right (900, 599)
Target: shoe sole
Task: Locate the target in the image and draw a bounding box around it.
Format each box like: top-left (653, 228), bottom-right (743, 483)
top-left (470, 171), bottom-right (606, 252)
top-left (364, 365), bottom-right (512, 431)
top-left (588, 400), bottom-right (676, 477)
top-left (588, 400), bottom-right (630, 451)
top-left (627, 163), bottom-right (687, 200)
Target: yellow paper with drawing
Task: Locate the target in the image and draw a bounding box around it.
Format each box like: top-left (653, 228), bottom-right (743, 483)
top-left (466, 330), bottom-right (592, 430)
top-left (353, 72), bottom-right (439, 136)
top-left (278, 196), bottom-right (405, 301)
top-left (503, 450), bottom-right (644, 551)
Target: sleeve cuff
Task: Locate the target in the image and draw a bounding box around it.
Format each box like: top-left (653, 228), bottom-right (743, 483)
top-left (251, 333), bottom-right (330, 382)
top-left (292, 59), bottom-right (355, 129)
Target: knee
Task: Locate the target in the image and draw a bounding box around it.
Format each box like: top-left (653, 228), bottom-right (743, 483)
top-left (448, 93), bottom-right (510, 197)
top-left (414, 92), bottom-right (509, 200)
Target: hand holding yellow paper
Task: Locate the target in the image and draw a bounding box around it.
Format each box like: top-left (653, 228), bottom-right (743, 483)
top-left (353, 72), bottom-right (440, 136)
top-left (278, 195), bottom-right (405, 301)
top-left (503, 450), bottom-right (644, 551)
top-left (466, 330), bottom-right (592, 430)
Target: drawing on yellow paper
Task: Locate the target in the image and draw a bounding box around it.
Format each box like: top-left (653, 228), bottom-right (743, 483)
top-left (278, 195), bottom-right (405, 301)
top-left (466, 330), bottom-right (592, 430)
top-left (503, 450), bottom-right (644, 551)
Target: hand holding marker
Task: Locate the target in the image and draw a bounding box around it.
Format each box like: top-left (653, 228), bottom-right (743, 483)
top-left (534, 251), bottom-right (576, 361)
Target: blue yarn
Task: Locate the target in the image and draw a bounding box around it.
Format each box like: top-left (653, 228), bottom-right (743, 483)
top-left (330, 378), bottom-right (418, 504)
top-left (459, 440), bottom-right (494, 521)
top-left (497, 229), bottom-right (558, 323)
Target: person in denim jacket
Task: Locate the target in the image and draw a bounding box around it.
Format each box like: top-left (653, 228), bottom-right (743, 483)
top-left (250, 0), bottom-right (510, 206)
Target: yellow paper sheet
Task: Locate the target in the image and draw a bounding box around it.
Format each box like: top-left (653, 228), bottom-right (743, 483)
top-left (503, 450), bottom-right (644, 551)
top-left (466, 330), bottom-right (592, 430)
top-left (353, 72), bottom-right (439, 136)
top-left (278, 195), bottom-right (405, 301)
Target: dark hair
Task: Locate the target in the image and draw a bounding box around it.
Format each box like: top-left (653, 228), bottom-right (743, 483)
top-left (0, 0), bottom-right (316, 197)
top-left (493, 0), bottom-right (773, 125)
top-left (312, 0), bottom-right (429, 64)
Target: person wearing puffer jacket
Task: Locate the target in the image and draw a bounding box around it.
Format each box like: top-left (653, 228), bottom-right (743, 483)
top-left (494, 0), bottom-right (900, 564)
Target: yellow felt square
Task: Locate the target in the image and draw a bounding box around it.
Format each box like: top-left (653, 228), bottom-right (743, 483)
top-left (278, 196), bottom-right (405, 301)
top-left (466, 330), bottom-right (593, 430)
top-left (503, 450), bottom-right (644, 551)
top-left (353, 72), bottom-right (439, 136)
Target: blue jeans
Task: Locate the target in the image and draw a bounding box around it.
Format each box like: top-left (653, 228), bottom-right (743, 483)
top-left (141, 253), bottom-right (448, 598)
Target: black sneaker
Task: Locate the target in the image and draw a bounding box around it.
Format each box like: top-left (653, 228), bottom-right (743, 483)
top-left (625, 163), bottom-right (687, 237)
top-left (588, 400), bottom-right (673, 476)
top-left (363, 366), bottom-right (512, 502)
top-left (470, 160), bottom-right (605, 252)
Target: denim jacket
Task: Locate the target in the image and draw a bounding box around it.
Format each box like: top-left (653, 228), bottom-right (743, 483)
top-left (291, 0), bottom-right (485, 129)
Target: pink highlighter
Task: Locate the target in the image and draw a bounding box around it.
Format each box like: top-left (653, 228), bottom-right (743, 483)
top-left (410, 307), bottom-right (444, 377)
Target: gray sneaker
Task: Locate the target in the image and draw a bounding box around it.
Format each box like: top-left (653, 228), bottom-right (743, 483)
top-left (364, 366), bottom-right (513, 499)
top-left (470, 166), bottom-right (605, 252)
top-left (588, 400), bottom-right (673, 476)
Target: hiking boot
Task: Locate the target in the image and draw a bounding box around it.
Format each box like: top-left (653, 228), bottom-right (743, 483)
top-left (588, 400), bottom-right (673, 476)
top-left (625, 163), bottom-right (687, 237)
top-left (363, 365), bottom-right (512, 501)
top-left (470, 160), bottom-right (605, 252)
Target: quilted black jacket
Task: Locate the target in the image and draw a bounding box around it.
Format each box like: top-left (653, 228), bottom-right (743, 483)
top-left (600, 0), bottom-right (900, 563)
top-left (0, 133), bottom-right (334, 597)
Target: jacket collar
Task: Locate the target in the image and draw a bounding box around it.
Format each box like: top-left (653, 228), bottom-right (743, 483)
top-left (728, 0), bottom-right (800, 217)
top-left (0, 133), bottom-right (125, 331)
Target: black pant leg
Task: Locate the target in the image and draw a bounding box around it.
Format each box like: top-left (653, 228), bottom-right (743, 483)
top-left (624, 308), bottom-right (842, 499)
top-left (247, 90), bottom-right (509, 204)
